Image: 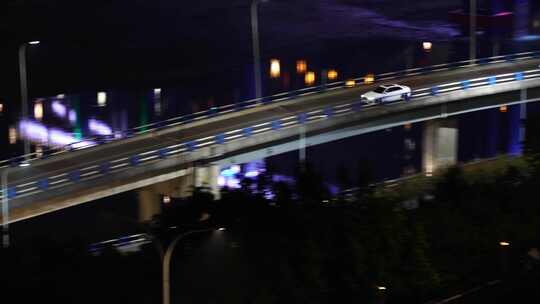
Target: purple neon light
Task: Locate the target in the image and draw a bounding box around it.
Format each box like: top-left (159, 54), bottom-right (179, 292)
top-left (68, 110), bottom-right (77, 124)
top-left (51, 100), bottom-right (67, 118)
top-left (19, 119), bottom-right (96, 148)
top-left (88, 119), bottom-right (112, 135)
top-left (19, 120), bottom-right (48, 143)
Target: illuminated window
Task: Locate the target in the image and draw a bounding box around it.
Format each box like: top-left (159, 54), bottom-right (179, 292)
top-left (34, 100), bottom-right (43, 121)
top-left (296, 60), bottom-right (307, 74)
top-left (97, 92), bottom-right (107, 107)
top-left (305, 71), bottom-right (316, 86)
top-left (9, 127), bottom-right (17, 144)
top-left (327, 69), bottom-right (338, 81)
top-left (364, 73), bottom-right (375, 84)
top-left (270, 59), bottom-right (281, 78)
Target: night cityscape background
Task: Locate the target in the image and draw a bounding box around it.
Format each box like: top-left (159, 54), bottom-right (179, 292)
top-left (1, 1), bottom-right (540, 303)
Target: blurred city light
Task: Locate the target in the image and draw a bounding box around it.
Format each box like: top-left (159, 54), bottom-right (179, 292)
top-left (270, 59), bottom-right (281, 78)
top-left (218, 227), bottom-right (226, 231)
top-left (162, 195), bottom-right (171, 204)
top-left (68, 110), bottom-right (77, 124)
top-left (499, 241), bottom-right (510, 247)
top-left (364, 73), bottom-right (375, 84)
top-left (56, 94), bottom-right (65, 99)
top-left (0, 103), bottom-right (3, 113)
top-left (9, 127), bottom-right (17, 144)
top-left (345, 79), bottom-right (356, 87)
top-left (422, 41), bottom-right (433, 51)
top-left (154, 88), bottom-right (162, 98)
top-left (52, 100), bottom-right (67, 118)
top-left (35, 145), bottom-right (43, 158)
top-left (34, 100), bottom-right (43, 121)
top-left (327, 69), bottom-right (338, 81)
top-left (97, 92), bottom-right (107, 107)
top-left (377, 286), bottom-right (387, 290)
top-left (19, 119), bottom-right (95, 148)
top-left (88, 119), bottom-right (112, 136)
top-left (245, 171), bottom-right (259, 178)
top-left (296, 60), bottom-right (307, 74)
top-left (305, 71), bottom-right (316, 86)
top-left (28, 41), bottom-right (40, 45)
top-left (499, 105), bottom-right (508, 113)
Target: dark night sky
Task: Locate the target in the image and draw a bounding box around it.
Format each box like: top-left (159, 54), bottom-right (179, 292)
top-left (0, 0), bottom-right (258, 102)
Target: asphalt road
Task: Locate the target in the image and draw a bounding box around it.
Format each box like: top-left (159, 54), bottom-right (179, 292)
top-left (7, 58), bottom-right (540, 187)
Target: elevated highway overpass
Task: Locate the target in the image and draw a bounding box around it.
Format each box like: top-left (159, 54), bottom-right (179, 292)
top-left (2, 55), bottom-right (540, 224)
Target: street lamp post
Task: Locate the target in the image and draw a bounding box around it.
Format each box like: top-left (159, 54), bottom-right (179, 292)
top-left (251, 0), bottom-right (266, 100)
top-left (469, 0), bottom-right (477, 63)
top-left (1, 168), bottom-right (11, 248)
top-left (18, 40), bottom-right (40, 159)
top-left (162, 228), bottom-right (220, 304)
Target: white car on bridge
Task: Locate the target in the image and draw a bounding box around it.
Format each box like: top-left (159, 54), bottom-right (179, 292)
top-left (361, 84), bottom-right (412, 104)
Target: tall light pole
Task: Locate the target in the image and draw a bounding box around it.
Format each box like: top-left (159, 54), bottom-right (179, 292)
top-left (1, 168), bottom-right (10, 248)
top-left (469, 0), bottom-right (476, 63)
top-left (1, 162), bottom-right (30, 248)
top-left (162, 228), bottom-right (223, 304)
top-left (18, 40), bottom-right (40, 159)
top-left (251, 0), bottom-right (266, 100)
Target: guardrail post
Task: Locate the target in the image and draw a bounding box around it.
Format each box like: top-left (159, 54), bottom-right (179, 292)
top-left (100, 162), bottom-right (111, 174)
top-left (130, 155), bottom-right (140, 166)
top-left (488, 76), bottom-right (497, 85)
top-left (243, 127), bottom-right (253, 138)
top-left (38, 179), bottom-right (48, 191)
top-left (185, 141), bottom-right (196, 152)
top-left (297, 113), bottom-right (308, 124)
top-left (324, 107), bottom-right (334, 118)
top-left (158, 148), bottom-right (169, 159)
top-left (7, 187), bottom-right (16, 199)
top-left (215, 134), bottom-right (225, 145)
top-left (271, 120), bottom-right (281, 130)
top-left (461, 80), bottom-right (470, 90)
top-left (69, 170), bottom-right (81, 182)
top-left (515, 72), bottom-right (524, 81)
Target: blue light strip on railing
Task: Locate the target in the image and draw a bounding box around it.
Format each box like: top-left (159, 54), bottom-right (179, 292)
top-left (2, 51), bottom-right (540, 168)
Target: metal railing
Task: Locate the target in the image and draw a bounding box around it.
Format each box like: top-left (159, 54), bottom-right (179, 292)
top-left (2, 67), bottom-right (539, 201)
top-left (2, 50), bottom-right (540, 168)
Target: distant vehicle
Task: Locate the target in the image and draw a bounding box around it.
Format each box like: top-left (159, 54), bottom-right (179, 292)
top-left (361, 84), bottom-right (412, 104)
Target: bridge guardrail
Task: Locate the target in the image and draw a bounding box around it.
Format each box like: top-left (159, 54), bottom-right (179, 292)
top-left (2, 68), bottom-right (540, 201)
top-left (2, 50), bottom-right (540, 169)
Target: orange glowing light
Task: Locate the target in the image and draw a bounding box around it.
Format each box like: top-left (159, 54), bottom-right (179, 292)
top-left (34, 100), bottom-right (43, 121)
top-left (9, 127), bottom-right (17, 144)
top-left (423, 41), bottom-right (433, 51)
top-left (364, 73), bottom-right (375, 84)
top-left (305, 71), bottom-right (316, 86)
top-left (327, 69), bottom-right (338, 81)
top-left (345, 79), bottom-right (356, 88)
top-left (500, 105), bottom-right (508, 113)
top-left (270, 59), bottom-right (281, 78)
top-left (500, 241), bottom-right (510, 246)
top-left (296, 60), bottom-right (307, 74)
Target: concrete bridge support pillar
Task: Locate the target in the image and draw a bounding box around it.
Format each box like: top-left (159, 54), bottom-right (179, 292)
top-left (423, 119), bottom-right (459, 176)
top-left (138, 187), bottom-right (161, 223)
top-left (194, 164), bottom-right (221, 200)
